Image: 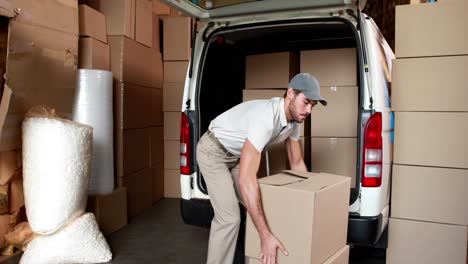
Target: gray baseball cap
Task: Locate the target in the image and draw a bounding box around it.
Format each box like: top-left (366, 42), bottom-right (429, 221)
top-left (289, 73), bottom-right (327, 106)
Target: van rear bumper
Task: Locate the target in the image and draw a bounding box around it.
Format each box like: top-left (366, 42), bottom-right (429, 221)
top-left (348, 213), bottom-right (384, 246)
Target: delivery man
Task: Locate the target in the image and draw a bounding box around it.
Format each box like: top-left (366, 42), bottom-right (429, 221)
top-left (196, 73), bottom-right (327, 264)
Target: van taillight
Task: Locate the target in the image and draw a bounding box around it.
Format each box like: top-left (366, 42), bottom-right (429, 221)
top-left (180, 112), bottom-right (190, 175)
top-left (362, 112), bottom-right (382, 187)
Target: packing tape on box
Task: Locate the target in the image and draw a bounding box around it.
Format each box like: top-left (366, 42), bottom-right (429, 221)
top-left (72, 69), bottom-right (114, 195)
top-left (22, 107), bottom-right (92, 235)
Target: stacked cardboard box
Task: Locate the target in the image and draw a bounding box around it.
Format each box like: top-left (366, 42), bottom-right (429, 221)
top-left (300, 48), bottom-right (358, 186)
top-left (0, 0), bottom-right (80, 256)
top-left (245, 171), bottom-right (351, 264)
top-left (243, 52), bottom-right (307, 176)
top-left (89, 0), bottom-right (164, 218)
top-left (387, 2), bottom-right (468, 263)
top-left (78, 3), bottom-right (129, 234)
top-left (162, 13), bottom-right (191, 198)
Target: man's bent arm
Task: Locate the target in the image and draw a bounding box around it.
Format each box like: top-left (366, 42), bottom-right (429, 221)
top-left (286, 138), bottom-right (308, 172)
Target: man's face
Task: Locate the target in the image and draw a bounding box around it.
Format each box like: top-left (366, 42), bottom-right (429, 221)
top-left (289, 92), bottom-right (317, 123)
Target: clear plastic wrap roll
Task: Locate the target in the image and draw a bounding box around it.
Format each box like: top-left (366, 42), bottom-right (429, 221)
top-left (22, 109), bottom-right (93, 235)
top-left (72, 69), bottom-right (114, 195)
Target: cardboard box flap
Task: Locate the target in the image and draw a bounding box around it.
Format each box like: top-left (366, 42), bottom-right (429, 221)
top-left (257, 173), bottom-right (304, 186)
top-left (282, 170), bottom-right (316, 179)
top-left (289, 173), bottom-right (351, 193)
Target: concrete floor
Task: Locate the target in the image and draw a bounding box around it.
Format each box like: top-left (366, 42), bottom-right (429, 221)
top-left (3, 199), bottom-right (386, 264)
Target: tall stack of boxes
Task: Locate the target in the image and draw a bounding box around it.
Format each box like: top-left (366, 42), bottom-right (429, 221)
top-left (78, 4), bottom-right (128, 235)
top-left (87, 0), bottom-right (164, 218)
top-left (300, 48), bottom-right (358, 186)
top-left (387, 1), bottom-right (468, 263)
top-left (162, 14), bottom-right (191, 198)
top-left (243, 52), bottom-right (306, 177)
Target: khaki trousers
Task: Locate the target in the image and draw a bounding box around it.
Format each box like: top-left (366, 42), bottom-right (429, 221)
top-left (197, 131), bottom-right (244, 264)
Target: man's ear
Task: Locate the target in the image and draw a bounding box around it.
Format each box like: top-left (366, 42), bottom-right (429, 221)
top-left (286, 88), bottom-right (295, 100)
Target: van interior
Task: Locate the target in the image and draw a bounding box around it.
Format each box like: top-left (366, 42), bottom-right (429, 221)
top-left (196, 19), bottom-right (361, 203)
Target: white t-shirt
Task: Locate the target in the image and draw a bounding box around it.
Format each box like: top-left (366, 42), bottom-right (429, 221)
top-left (208, 97), bottom-right (300, 156)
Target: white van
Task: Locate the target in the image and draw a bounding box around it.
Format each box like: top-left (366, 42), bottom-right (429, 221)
top-left (164, 0), bottom-right (394, 248)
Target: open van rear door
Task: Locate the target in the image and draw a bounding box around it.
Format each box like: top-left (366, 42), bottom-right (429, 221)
top-left (161, 0), bottom-right (366, 22)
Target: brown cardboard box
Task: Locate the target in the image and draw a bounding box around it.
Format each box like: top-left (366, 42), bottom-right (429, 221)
top-left (242, 89), bottom-right (285, 101)
top-left (242, 89), bottom-right (306, 137)
top-left (79, 37), bottom-right (110, 70)
top-left (386, 218), bottom-right (468, 264)
top-left (0, 21), bottom-right (78, 151)
top-left (245, 52), bottom-right (299, 89)
top-left (395, 1), bottom-right (468, 58)
top-left (394, 112), bottom-right (468, 169)
top-left (257, 138), bottom-right (306, 178)
top-left (300, 48), bottom-right (357, 87)
top-left (150, 126), bottom-right (164, 166)
top-left (96, 0), bottom-right (135, 39)
top-left (163, 61), bottom-right (189, 82)
top-left (164, 112), bottom-right (181, 141)
top-left (152, 164), bottom-right (164, 202)
top-left (169, 7), bottom-right (183, 17)
top-left (9, 178), bottom-right (23, 214)
top-left (7, 0), bottom-right (78, 35)
top-left (164, 169), bottom-right (181, 198)
top-left (248, 245), bottom-right (349, 264)
top-left (164, 140), bottom-right (179, 170)
top-left (163, 82), bottom-right (184, 111)
top-left (392, 56), bottom-right (468, 112)
top-left (152, 14), bottom-right (161, 52)
top-left (151, 88), bottom-right (163, 126)
top-left (163, 17), bottom-right (191, 61)
top-left (87, 187), bottom-right (128, 235)
top-left (136, 0), bottom-right (153, 47)
top-left (153, 0), bottom-right (170, 15)
top-left (0, 151), bottom-right (20, 185)
top-left (79, 5), bottom-right (107, 43)
top-left (311, 86), bottom-right (357, 137)
top-left (245, 171), bottom-right (350, 264)
top-left (120, 168), bottom-right (152, 218)
top-left (114, 82), bottom-right (155, 130)
top-left (391, 165), bottom-right (468, 225)
top-left (311, 138), bottom-right (357, 186)
top-left (151, 51), bottom-right (164, 88)
top-left (0, 184), bottom-right (8, 215)
top-left (120, 128), bottom-right (150, 176)
top-left (108, 36), bottom-right (154, 88)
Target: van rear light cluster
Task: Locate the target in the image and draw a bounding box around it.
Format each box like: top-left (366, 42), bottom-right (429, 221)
top-left (362, 112), bottom-right (382, 187)
top-left (180, 112), bottom-right (191, 175)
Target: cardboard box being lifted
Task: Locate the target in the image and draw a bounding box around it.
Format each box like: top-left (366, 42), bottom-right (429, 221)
top-left (96, 0), bottom-right (136, 39)
top-left (246, 245), bottom-right (350, 264)
top-left (245, 52), bottom-right (299, 89)
top-left (136, 0), bottom-right (153, 47)
top-left (245, 171), bottom-right (350, 264)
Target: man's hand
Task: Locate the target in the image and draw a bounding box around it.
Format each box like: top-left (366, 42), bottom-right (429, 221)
top-left (259, 232), bottom-right (288, 264)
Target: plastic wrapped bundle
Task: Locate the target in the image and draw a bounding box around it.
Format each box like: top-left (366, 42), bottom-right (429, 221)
top-left (20, 213), bottom-right (112, 264)
top-left (22, 107), bottom-right (93, 235)
top-left (72, 69), bottom-right (114, 195)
